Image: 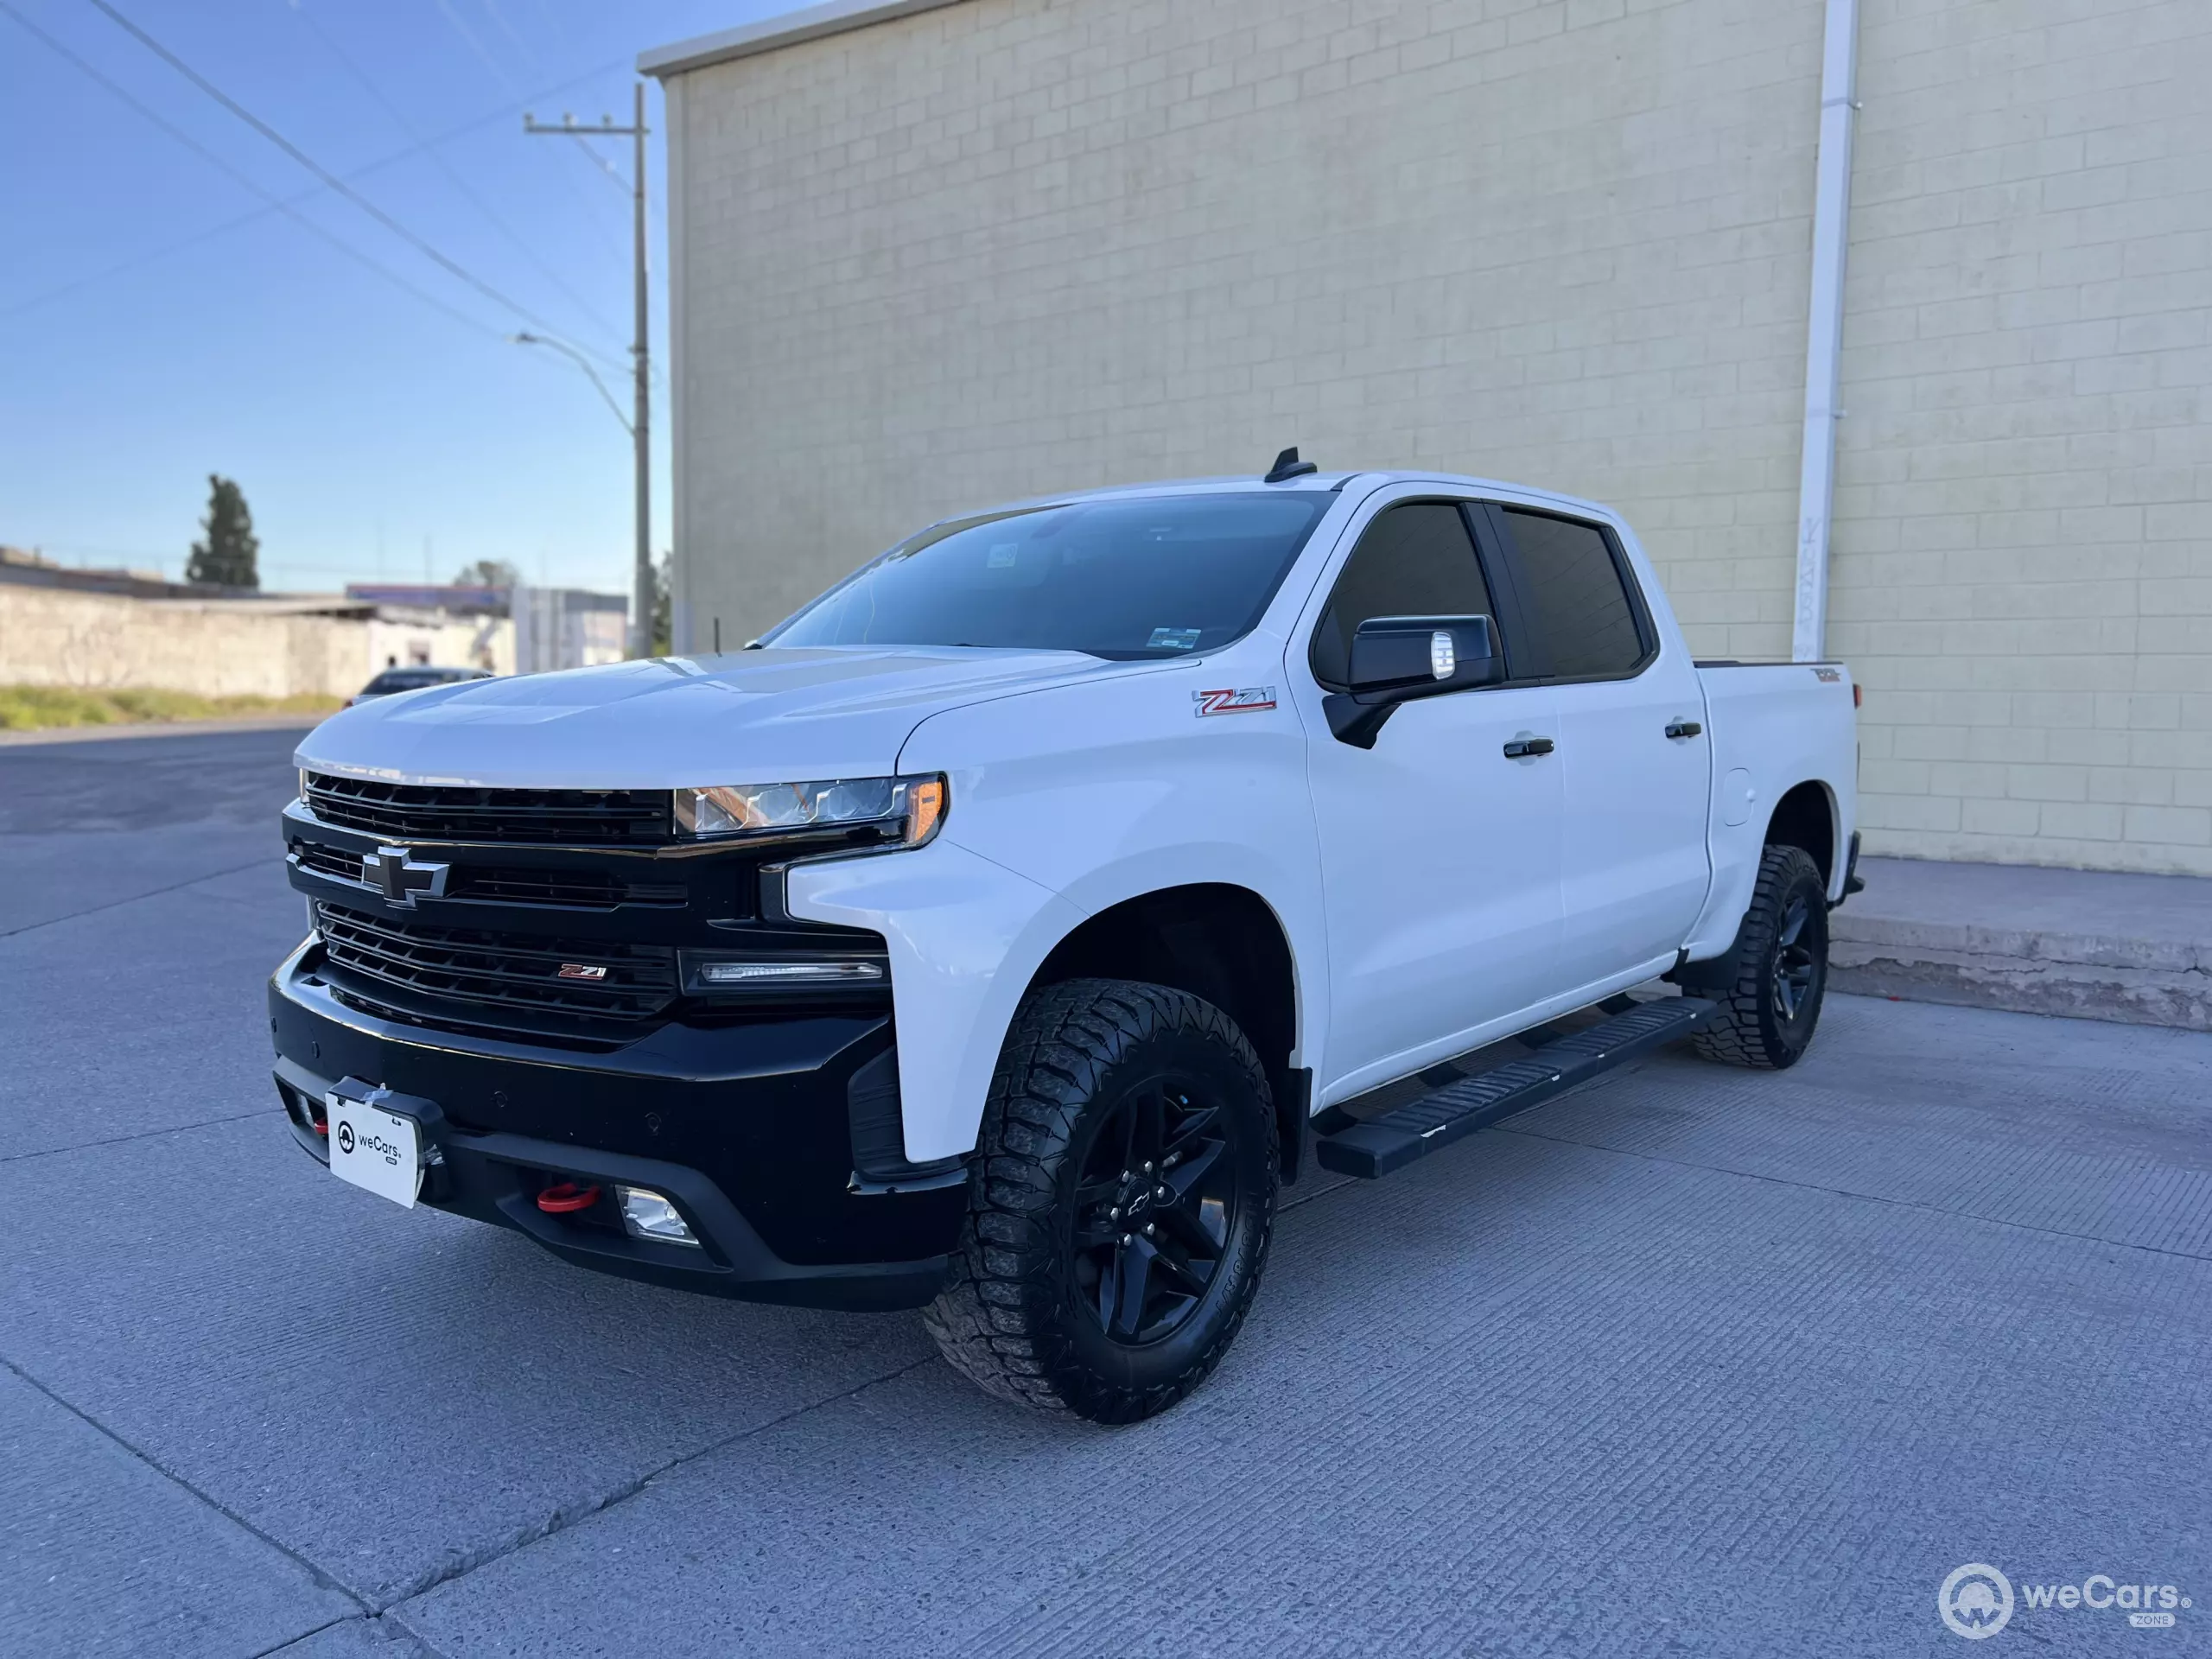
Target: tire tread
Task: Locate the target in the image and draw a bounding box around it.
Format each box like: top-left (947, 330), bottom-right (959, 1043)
top-left (1688, 843), bottom-right (1827, 1071)
top-left (924, 977), bottom-right (1274, 1421)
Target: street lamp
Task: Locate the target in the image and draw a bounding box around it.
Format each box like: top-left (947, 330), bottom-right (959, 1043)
top-left (511, 332), bottom-right (632, 435)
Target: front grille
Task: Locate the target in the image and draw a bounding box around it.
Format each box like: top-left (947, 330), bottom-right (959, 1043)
top-left (454, 868), bottom-right (686, 909)
top-left (303, 772), bottom-right (670, 845)
top-left (315, 901), bottom-right (678, 1020)
top-left (296, 842), bottom-right (367, 882)
top-left (292, 841), bottom-right (684, 911)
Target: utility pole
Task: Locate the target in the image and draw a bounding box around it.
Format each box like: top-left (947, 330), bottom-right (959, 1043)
top-left (526, 86), bottom-right (652, 658)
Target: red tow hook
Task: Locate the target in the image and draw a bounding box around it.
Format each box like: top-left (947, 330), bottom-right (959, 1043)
top-left (536, 1182), bottom-right (601, 1214)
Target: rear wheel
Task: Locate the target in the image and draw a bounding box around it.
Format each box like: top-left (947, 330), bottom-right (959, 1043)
top-left (1688, 843), bottom-right (1829, 1070)
top-left (924, 978), bottom-right (1277, 1423)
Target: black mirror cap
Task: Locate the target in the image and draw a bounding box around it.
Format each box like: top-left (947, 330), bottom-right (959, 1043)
top-left (1327, 614), bottom-right (1503, 747)
top-left (1345, 614), bottom-right (1501, 693)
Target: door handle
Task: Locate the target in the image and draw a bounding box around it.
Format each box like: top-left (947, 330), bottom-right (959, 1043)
top-left (1665, 720), bottom-right (1703, 740)
top-left (1502, 736), bottom-right (1555, 760)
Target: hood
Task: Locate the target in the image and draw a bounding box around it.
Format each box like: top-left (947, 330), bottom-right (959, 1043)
top-left (296, 646), bottom-right (1103, 788)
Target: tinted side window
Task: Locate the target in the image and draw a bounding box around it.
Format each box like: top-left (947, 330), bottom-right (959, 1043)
top-left (1501, 510), bottom-right (1646, 680)
top-left (1310, 504), bottom-right (1495, 688)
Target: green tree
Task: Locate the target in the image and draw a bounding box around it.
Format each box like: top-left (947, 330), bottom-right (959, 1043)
top-left (186, 475), bottom-right (260, 589)
top-left (652, 550), bottom-right (672, 655)
top-left (453, 558), bottom-right (521, 590)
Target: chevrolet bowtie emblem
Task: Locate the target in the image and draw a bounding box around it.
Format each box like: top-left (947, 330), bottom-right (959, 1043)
top-left (362, 845), bottom-right (449, 907)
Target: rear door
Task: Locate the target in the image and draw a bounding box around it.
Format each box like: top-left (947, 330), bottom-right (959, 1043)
top-left (1297, 490), bottom-right (1563, 1098)
top-left (1481, 504), bottom-right (1710, 994)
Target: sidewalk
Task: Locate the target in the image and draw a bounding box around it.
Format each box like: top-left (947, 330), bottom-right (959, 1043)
top-left (1830, 855), bottom-right (2212, 1033)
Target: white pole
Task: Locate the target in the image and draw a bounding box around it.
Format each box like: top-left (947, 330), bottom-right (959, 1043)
top-left (631, 80), bottom-right (654, 660)
top-left (1792, 0), bottom-right (1860, 664)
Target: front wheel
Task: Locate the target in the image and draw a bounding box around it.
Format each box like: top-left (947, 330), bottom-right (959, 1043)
top-left (924, 978), bottom-right (1278, 1423)
top-left (1688, 843), bottom-right (1830, 1070)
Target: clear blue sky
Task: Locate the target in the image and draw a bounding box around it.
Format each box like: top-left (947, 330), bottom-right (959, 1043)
top-left (1, 0), bottom-right (797, 594)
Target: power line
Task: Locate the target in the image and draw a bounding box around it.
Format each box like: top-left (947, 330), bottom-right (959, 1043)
top-left (282, 0), bottom-right (632, 361)
top-left (429, 0), bottom-right (627, 264)
top-left (0, 53), bottom-right (632, 321)
top-left (0, 1), bottom-right (505, 342)
top-left (83, 0), bottom-right (626, 375)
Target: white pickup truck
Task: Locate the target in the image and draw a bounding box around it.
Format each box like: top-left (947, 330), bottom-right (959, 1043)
top-left (270, 454), bottom-right (1859, 1422)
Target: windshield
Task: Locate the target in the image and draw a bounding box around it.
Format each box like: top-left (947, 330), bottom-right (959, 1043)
top-left (762, 492), bottom-right (1333, 658)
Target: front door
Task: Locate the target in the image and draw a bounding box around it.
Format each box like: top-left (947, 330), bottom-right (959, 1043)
top-left (1296, 493), bottom-right (1565, 1101)
top-left (1484, 505), bottom-right (1711, 993)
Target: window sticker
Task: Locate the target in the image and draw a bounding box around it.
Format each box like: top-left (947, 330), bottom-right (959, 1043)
top-left (987, 543), bottom-right (1020, 569)
top-left (1147, 626), bottom-right (1203, 651)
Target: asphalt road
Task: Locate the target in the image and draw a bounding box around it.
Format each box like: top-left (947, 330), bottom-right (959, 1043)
top-left (3, 727), bottom-right (2209, 1658)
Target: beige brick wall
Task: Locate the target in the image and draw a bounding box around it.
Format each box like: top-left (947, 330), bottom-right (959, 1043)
top-left (671, 0), bottom-right (1827, 648)
top-left (666, 0), bottom-right (2212, 875)
top-left (1827, 0), bottom-right (2212, 875)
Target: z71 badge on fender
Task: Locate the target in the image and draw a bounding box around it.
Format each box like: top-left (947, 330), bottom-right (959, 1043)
top-left (1193, 687), bottom-right (1277, 717)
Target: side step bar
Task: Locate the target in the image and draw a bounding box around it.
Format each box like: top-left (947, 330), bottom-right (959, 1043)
top-left (1313, 996), bottom-right (1716, 1179)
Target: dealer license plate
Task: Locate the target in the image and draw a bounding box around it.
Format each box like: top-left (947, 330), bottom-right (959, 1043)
top-left (325, 1094), bottom-right (422, 1208)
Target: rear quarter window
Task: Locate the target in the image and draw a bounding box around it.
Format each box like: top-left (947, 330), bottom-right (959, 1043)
top-left (1499, 509), bottom-right (1649, 681)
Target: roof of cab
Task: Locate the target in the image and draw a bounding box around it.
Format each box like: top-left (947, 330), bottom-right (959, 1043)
top-left (961, 468), bottom-right (1617, 525)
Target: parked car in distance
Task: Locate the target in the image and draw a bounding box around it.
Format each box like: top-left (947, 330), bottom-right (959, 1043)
top-left (274, 452), bottom-right (1861, 1423)
top-left (348, 664), bottom-right (494, 705)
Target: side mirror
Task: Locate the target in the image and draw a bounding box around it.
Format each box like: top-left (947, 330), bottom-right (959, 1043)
top-left (1326, 615), bottom-right (1503, 747)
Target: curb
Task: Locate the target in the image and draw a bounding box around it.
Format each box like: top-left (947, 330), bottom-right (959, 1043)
top-left (1829, 920), bottom-right (2211, 1033)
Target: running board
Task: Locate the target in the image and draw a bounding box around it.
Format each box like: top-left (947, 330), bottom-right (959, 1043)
top-left (1313, 997), bottom-right (1717, 1179)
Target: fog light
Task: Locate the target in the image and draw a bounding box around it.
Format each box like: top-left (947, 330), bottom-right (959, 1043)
top-left (695, 959), bottom-right (882, 987)
top-left (614, 1185), bottom-right (699, 1247)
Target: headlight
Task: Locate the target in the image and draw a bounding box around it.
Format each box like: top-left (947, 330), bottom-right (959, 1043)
top-left (673, 774), bottom-right (946, 845)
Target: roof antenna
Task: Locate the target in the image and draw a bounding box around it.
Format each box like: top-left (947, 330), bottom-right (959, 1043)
top-left (1264, 446), bottom-right (1319, 483)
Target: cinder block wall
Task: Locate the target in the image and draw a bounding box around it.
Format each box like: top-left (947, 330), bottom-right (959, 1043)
top-left (672, 0), bottom-right (1827, 647)
top-left (1827, 0), bottom-right (2212, 874)
top-left (668, 0), bottom-right (2212, 875)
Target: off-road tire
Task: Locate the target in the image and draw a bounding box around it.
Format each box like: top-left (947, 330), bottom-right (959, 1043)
top-left (924, 978), bottom-right (1278, 1423)
top-left (1689, 843), bottom-right (1830, 1069)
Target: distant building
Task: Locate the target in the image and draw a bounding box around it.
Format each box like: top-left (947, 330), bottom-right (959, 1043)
top-left (342, 583), bottom-right (510, 617)
top-left (1, 544), bottom-right (279, 602)
top-left (345, 582), bottom-right (627, 674)
top-left (346, 583), bottom-right (512, 674)
top-left (512, 586), bottom-right (631, 674)
top-left (0, 549), bottom-right (629, 696)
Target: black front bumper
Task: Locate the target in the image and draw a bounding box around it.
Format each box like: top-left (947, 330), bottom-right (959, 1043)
top-left (269, 944), bottom-right (965, 1311)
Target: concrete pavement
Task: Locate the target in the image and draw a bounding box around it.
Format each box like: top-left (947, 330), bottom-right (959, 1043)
top-left (3, 728), bottom-right (2208, 1657)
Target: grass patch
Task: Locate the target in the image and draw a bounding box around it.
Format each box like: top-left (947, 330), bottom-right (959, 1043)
top-left (0, 684), bottom-right (343, 733)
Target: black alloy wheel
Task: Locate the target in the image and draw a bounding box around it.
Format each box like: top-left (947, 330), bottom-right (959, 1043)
top-left (1071, 1076), bottom-right (1240, 1346)
top-left (1771, 890), bottom-right (1820, 1023)
top-left (925, 978), bottom-right (1278, 1422)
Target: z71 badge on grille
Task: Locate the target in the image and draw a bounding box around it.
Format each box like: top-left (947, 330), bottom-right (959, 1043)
top-left (557, 963), bottom-right (609, 981)
top-left (1193, 687), bottom-right (1277, 717)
